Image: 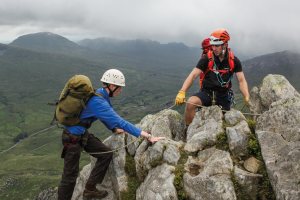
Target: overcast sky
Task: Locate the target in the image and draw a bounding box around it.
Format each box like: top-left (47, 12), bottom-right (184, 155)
top-left (0, 0), bottom-right (298, 57)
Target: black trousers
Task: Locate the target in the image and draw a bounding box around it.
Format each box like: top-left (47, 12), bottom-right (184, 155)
top-left (57, 132), bottom-right (113, 200)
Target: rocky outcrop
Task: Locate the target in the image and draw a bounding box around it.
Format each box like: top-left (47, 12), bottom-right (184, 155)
top-left (250, 74), bottom-right (300, 115)
top-left (136, 163), bottom-right (177, 200)
top-left (37, 74), bottom-right (299, 200)
top-left (69, 108), bottom-right (186, 200)
top-left (134, 139), bottom-right (182, 180)
top-left (250, 74), bottom-right (300, 200)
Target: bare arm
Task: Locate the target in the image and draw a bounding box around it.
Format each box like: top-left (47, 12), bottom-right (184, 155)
top-left (236, 72), bottom-right (250, 101)
top-left (180, 68), bottom-right (202, 92)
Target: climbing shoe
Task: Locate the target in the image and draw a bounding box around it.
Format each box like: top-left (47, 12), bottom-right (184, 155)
top-left (83, 187), bottom-right (108, 199)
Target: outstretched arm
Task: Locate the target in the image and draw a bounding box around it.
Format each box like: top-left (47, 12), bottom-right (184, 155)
top-left (175, 68), bottom-right (202, 105)
top-left (236, 72), bottom-right (250, 102)
top-left (180, 68), bottom-right (202, 92)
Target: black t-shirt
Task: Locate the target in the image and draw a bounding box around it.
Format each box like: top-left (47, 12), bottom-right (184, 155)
top-left (196, 52), bottom-right (242, 92)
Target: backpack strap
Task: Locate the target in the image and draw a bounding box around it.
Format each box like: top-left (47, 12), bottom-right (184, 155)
top-left (227, 48), bottom-right (235, 72)
top-left (207, 50), bottom-right (214, 70)
top-left (199, 51), bottom-right (214, 89)
top-left (76, 92), bottom-right (103, 129)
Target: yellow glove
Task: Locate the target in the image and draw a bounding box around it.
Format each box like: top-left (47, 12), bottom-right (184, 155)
top-left (244, 96), bottom-right (250, 106)
top-left (175, 90), bottom-right (186, 105)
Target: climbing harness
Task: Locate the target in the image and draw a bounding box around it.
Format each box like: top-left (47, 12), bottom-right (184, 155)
top-left (212, 91), bottom-right (216, 105)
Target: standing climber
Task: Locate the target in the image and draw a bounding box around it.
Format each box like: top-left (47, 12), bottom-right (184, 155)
top-left (58, 69), bottom-right (164, 200)
top-left (175, 29), bottom-right (250, 136)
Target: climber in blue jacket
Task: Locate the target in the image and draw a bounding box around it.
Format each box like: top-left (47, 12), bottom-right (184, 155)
top-left (58, 69), bottom-right (164, 200)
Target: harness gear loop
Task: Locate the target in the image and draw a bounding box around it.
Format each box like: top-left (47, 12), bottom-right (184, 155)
top-left (212, 91), bottom-right (216, 105)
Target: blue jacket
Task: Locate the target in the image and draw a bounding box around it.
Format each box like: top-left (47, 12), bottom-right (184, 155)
top-left (65, 88), bottom-right (141, 137)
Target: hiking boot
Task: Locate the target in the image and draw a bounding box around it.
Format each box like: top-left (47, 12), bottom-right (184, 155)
top-left (83, 184), bottom-right (108, 199)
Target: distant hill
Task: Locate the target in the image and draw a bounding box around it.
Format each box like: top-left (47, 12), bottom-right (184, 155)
top-left (9, 32), bottom-right (200, 71)
top-left (78, 37), bottom-right (199, 63)
top-left (9, 32), bottom-right (84, 55)
top-left (242, 50), bottom-right (300, 90)
top-left (78, 37), bottom-right (200, 70)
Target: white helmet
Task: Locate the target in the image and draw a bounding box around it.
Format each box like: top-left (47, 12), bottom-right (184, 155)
top-left (100, 69), bottom-right (125, 87)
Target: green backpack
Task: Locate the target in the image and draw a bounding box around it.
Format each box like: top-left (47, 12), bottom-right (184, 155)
top-left (53, 75), bottom-right (97, 126)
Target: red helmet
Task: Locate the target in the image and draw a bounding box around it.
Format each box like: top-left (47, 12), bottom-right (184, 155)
top-left (201, 38), bottom-right (211, 49)
top-left (210, 28), bottom-right (230, 45)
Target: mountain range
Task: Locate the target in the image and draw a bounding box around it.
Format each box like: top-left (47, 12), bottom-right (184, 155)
top-left (9, 32), bottom-right (300, 89)
top-left (0, 32), bottom-right (299, 199)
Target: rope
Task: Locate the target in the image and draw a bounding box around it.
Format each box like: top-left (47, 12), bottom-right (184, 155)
top-left (1, 98), bottom-right (259, 156)
top-left (87, 100), bottom-right (261, 155)
top-left (86, 135), bottom-right (143, 155)
top-left (184, 100), bottom-right (261, 116)
top-left (0, 125), bottom-right (57, 155)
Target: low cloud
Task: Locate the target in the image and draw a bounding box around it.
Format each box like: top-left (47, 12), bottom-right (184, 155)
top-left (0, 0), bottom-right (299, 57)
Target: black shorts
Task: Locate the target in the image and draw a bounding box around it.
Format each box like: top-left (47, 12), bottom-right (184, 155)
top-left (192, 89), bottom-right (233, 111)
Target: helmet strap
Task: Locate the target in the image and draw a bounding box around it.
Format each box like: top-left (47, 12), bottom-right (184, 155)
top-left (104, 83), bottom-right (120, 97)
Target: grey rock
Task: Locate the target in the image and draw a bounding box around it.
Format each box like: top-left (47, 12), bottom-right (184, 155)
top-left (72, 164), bottom-right (91, 200)
top-left (126, 129), bottom-right (142, 156)
top-left (252, 74), bottom-right (300, 200)
top-left (105, 134), bottom-right (128, 193)
top-left (226, 120), bottom-right (250, 157)
top-left (256, 131), bottom-right (300, 200)
top-left (138, 109), bottom-right (185, 140)
top-left (257, 97), bottom-right (300, 142)
top-left (233, 166), bottom-right (263, 200)
top-left (259, 74), bottom-right (299, 108)
top-left (183, 148), bottom-right (236, 200)
top-left (136, 163), bottom-right (177, 200)
top-left (35, 188), bottom-right (57, 200)
top-left (134, 139), bottom-right (182, 180)
top-left (250, 74), bottom-right (300, 115)
top-left (224, 109), bottom-right (247, 126)
top-left (249, 86), bottom-right (265, 116)
top-left (185, 106), bottom-right (223, 153)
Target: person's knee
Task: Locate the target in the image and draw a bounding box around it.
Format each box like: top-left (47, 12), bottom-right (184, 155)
top-left (186, 97), bottom-right (201, 110)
